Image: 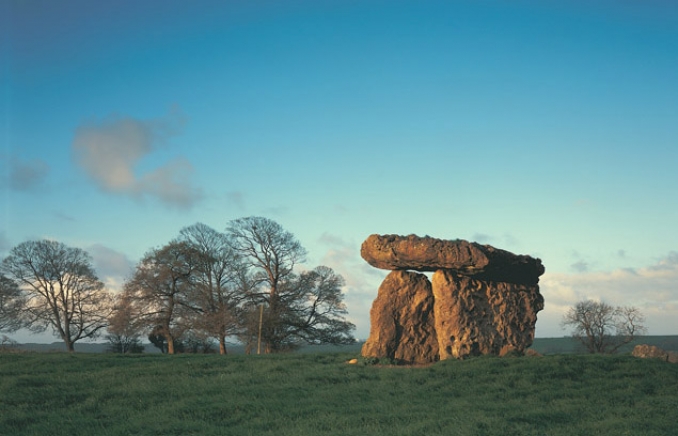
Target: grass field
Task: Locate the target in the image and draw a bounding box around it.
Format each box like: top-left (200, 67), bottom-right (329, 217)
top-left (1, 351), bottom-right (677, 436)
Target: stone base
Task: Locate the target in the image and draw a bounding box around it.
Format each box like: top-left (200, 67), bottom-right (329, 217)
top-left (362, 270), bottom-right (543, 362)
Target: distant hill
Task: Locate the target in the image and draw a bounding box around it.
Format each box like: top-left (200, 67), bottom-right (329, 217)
top-left (529, 336), bottom-right (678, 355)
top-left (11, 336), bottom-right (677, 355)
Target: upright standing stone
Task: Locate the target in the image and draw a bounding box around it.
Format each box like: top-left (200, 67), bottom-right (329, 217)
top-left (361, 270), bottom-right (439, 364)
top-left (432, 270), bottom-right (544, 360)
top-left (360, 234), bottom-right (545, 362)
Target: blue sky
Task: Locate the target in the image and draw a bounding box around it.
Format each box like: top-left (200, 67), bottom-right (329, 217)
top-left (2, 0), bottom-right (677, 342)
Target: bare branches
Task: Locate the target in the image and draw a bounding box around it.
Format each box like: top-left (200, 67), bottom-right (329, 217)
top-left (561, 299), bottom-right (647, 354)
top-left (223, 217), bottom-right (354, 352)
top-left (3, 218), bottom-right (354, 354)
top-left (113, 218), bottom-right (354, 355)
top-left (227, 217), bottom-right (307, 295)
top-left (0, 274), bottom-right (25, 332)
top-left (122, 240), bottom-right (201, 354)
top-left (0, 240), bottom-right (112, 351)
top-left (178, 223), bottom-right (248, 354)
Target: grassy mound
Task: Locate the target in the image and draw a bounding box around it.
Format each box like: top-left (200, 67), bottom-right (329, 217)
top-left (1, 352), bottom-right (676, 435)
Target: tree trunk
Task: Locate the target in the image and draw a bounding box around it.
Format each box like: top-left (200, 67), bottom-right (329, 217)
top-left (60, 328), bottom-right (75, 353)
top-left (167, 337), bottom-right (175, 355)
top-left (219, 336), bottom-right (227, 355)
top-left (60, 319), bottom-right (75, 352)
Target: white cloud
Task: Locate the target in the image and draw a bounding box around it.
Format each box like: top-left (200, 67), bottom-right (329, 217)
top-left (317, 232), bottom-right (386, 340)
top-left (537, 251), bottom-right (678, 337)
top-left (87, 243), bottom-right (136, 292)
top-left (71, 110), bottom-right (202, 209)
top-left (317, 233), bottom-right (678, 340)
top-left (137, 157), bottom-right (200, 209)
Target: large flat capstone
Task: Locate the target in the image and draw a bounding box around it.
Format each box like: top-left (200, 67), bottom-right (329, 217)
top-left (360, 234), bottom-right (544, 285)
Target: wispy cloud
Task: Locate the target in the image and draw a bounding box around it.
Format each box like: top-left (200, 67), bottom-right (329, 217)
top-left (538, 251), bottom-right (678, 337)
top-left (1, 155), bottom-right (50, 192)
top-left (317, 232), bottom-right (387, 340)
top-left (71, 109), bottom-right (202, 209)
top-left (88, 243), bottom-right (136, 292)
top-left (648, 251), bottom-right (678, 271)
top-left (570, 260), bottom-right (589, 273)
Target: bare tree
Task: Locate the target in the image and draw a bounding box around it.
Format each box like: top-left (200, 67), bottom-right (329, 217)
top-left (123, 241), bottom-right (200, 354)
top-left (561, 299), bottom-right (647, 353)
top-left (0, 240), bottom-right (112, 352)
top-left (178, 223), bottom-right (247, 354)
top-left (0, 274), bottom-right (25, 333)
top-left (274, 266), bottom-right (355, 348)
top-left (106, 293), bottom-right (144, 353)
top-left (227, 216), bottom-right (307, 294)
top-left (227, 217), bottom-right (306, 352)
top-left (226, 217), bottom-right (354, 352)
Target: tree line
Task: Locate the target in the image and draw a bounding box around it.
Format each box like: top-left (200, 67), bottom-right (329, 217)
top-left (0, 216), bottom-right (355, 354)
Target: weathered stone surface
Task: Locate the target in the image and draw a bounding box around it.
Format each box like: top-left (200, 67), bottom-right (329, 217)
top-left (360, 234), bottom-right (545, 362)
top-left (361, 234), bottom-right (544, 285)
top-left (431, 270), bottom-right (544, 360)
top-left (361, 270), bottom-right (439, 364)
